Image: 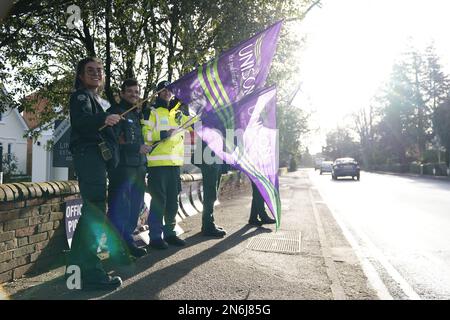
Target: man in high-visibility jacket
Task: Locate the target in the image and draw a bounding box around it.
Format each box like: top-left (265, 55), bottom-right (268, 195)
top-left (141, 81), bottom-right (190, 249)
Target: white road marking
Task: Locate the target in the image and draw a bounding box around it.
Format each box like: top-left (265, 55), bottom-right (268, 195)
top-left (309, 190), bottom-right (347, 300)
top-left (309, 171), bottom-right (421, 300)
top-left (315, 198), bottom-right (393, 300)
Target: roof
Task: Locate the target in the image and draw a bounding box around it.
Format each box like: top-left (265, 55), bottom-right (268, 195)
top-left (0, 83), bottom-right (29, 131)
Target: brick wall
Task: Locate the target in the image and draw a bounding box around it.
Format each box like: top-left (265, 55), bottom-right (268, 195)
top-left (218, 171), bottom-right (251, 202)
top-left (0, 172), bottom-right (250, 284)
top-left (0, 181), bottom-right (79, 283)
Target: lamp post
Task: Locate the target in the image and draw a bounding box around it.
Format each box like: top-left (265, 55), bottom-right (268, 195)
top-left (0, 144), bottom-right (3, 184)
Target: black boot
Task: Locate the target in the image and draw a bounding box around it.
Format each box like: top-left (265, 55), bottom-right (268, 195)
top-left (202, 226), bottom-right (227, 237)
top-left (248, 218), bottom-right (263, 227)
top-left (127, 243), bottom-right (147, 258)
top-left (148, 239), bottom-right (169, 250)
top-left (81, 268), bottom-right (122, 291)
top-left (259, 212), bottom-right (276, 224)
top-left (165, 236), bottom-right (186, 246)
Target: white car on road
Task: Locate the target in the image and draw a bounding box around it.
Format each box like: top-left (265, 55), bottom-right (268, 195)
top-left (320, 161), bottom-right (333, 175)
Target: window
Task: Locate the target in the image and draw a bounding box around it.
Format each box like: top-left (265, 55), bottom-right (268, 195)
top-left (7, 143), bottom-right (12, 161)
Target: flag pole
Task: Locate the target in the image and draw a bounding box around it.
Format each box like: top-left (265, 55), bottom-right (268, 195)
top-left (98, 88), bottom-right (163, 131)
top-left (144, 100), bottom-right (214, 152)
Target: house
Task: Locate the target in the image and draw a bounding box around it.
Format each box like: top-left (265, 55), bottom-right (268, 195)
top-left (0, 106), bottom-right (29, 175)
top-left (21, 95), bottom-right (71, 182)
top-left (22, 94), bottom-right (49, 176)
top-left (0, 84), bottom-right (69, 182)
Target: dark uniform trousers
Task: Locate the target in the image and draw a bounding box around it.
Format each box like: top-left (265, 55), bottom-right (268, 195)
top-left (147, 166), bottom-right (181, 241)
top-left (200, 163), bottom-right (222, 230)
top-left (108, 164), bottom-right (146, 244)
top-left (69, 146), bottom-right (124, 273)
top-left (250, 181), bottom-right (265, 221)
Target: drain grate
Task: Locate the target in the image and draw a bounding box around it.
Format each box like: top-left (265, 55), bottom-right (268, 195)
top-left (246, 230), bottom-right (301, 255)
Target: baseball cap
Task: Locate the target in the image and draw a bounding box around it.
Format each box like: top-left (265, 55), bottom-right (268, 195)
top-left (156, 80), bottom-right (170, 92)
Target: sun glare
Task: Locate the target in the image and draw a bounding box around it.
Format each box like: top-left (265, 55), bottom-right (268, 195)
top-left (294, 0), bottom-right (450, 153)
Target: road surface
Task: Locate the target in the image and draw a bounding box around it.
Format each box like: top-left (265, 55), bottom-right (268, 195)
top-left (309, 169), bottom-right (450, 299)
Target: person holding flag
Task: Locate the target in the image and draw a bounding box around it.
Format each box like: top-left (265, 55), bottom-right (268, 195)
top-left (248, 181), bottom-right (276, 226)
top-left (141, 80), bottom-right (190, 250)
top-left (193, 138), bottom-right (228, 238)
top-left (67, 57), bottom-right (124, 290)
top-left (107, 79), bottom-right (150, 258)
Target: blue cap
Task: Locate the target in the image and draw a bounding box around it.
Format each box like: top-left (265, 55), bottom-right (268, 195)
top-left (156, 80), bottom-right (170, 91)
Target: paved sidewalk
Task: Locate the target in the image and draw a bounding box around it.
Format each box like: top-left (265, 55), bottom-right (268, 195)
top-left (2, 170), bottom-right (377, 300)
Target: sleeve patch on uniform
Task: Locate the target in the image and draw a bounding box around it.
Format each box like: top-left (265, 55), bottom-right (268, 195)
top-left (77, 94), bottom-right (87, 101)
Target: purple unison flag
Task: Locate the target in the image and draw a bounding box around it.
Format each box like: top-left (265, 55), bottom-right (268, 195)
top-left (167, 21), bottom-right (283, 226)
top-left (167, 21), bottom-right (282, 120)
top-left (196, 86), bottom-right (281, 227)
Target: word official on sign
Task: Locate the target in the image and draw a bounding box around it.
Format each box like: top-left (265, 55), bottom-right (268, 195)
top-left (53, 119), bottom-right (72, 167)
top-left (65, 198), bottom-right (83, 248)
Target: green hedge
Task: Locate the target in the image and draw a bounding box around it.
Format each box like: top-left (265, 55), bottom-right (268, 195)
top-left (409, 163), bottom-right (421, 174)
top-left (423, 163), bottom-right (448, 176)
top-left (3, 174), bottom-right (32, 183)
top-left (373, 163), bottom-right (409, 173)
top-left (374, 162), bottom-right (448, 176)
top-left (288, 158), bottom-right (297, 172)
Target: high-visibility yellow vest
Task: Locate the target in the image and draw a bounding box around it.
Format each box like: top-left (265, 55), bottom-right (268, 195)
top-left (141, 102), bottom-right (191, 167)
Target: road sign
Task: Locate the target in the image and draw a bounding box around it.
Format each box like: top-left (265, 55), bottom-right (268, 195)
top-left (53, 119), bottom-right (72, 167)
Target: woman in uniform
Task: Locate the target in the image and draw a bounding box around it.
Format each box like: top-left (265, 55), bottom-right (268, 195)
top-left (67, 57), bottom-right (123, 290)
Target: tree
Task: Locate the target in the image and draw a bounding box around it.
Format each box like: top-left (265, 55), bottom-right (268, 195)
top-left (322, 127), bottom-right (360, 162)
top-left (375, 63), bottom-right (414, 165)
top-left (299, 146), bottom-right (314, 167)
top-left (277, 101), bottom-right (310, 166)
top-left (433, 98), bottom-right (450, 166)
top-left (1, 153), bottom-right (20, 181)
top-left (353, 104), bottom-right (377, 168)
top-left (423, 44), bottom-right (450, 119)
top-left (373, 44), bottom-right (450, 165)
top-left (1, 0), bottom-right (321, 169)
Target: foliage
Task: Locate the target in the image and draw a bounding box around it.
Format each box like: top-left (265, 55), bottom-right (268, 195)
top-left (288, 156), bottom-right (297, 172)
top-left (278, 101), bottom-right (310, 166)
top-left (1, 153), bottom-right (20, 178)
top-left (346, 44), bottom-right (450, 167)
top-left (322, 127), bottom-right (360, 162)
top-left (1, 0), bottom-right (320, 164)
top-left (433, 98), bottom-right (450, 166)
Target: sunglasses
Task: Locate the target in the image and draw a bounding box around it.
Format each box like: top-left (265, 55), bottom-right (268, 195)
top-left (86, 67), bottom-right (104, 76)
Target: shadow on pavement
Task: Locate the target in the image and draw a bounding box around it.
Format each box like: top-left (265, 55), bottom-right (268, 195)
top-left (10, 225), bottom-right (272, 300)
top-left (103, 225), bottom-right (272, 300)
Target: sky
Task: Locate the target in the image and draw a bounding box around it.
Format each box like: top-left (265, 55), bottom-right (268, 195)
top-left (293, 0), bottom-right (450, 154)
